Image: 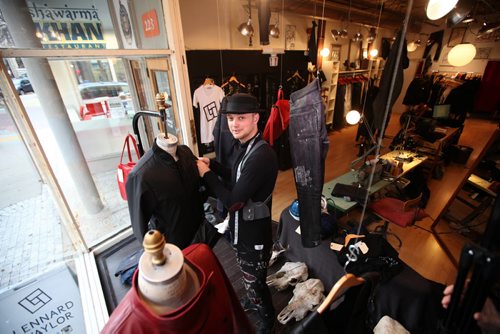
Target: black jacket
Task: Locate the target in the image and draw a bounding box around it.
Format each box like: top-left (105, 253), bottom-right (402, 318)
top-left (125, 142), bottom-right (204, 249)
top-left (203, 134), bottom-right (278, 249)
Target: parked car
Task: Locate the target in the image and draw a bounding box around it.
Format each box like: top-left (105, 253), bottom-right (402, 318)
top-left (78, 82), bottom-right (133, 120)
top-left (13, 78), bottom-right (34, 95)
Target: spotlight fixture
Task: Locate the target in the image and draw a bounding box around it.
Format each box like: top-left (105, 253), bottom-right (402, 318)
top-left (407, 39), bottom-right (421, 52)
top-left (238, 18), bottom-right (254, 37)
top-left (352, 32), bottom-right (363, 42)
top-left (331, 29), bottom-right (341, 40)
top-left (426, 0), bottom-right (459, 20)
top-left (367, 27), bottom-right (377, 42)
top-left (461, 14), bottom-right (476, 24)
top-left (270, 24), bottom-right (280, 38)
top-left (478, 21), bottom-right (500, 37)
top-left (340, 29), bottom-right (349, 39)
top-left (448, 43), bottom-right (476, 67)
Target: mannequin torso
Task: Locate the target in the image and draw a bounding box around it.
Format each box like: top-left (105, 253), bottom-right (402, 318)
top-left (138, 230), bottom-right (200, 314)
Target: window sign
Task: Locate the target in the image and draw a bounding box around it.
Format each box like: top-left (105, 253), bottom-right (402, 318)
top-left (141, 10), bottom-right (160, 38)
top-left (0, 264), bottom-right (86, 334)
top-left (28, 2), bottom-right (106, 49)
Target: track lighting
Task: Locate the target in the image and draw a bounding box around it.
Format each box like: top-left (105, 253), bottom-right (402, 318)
top-left (270, 24), bottom-right (280, 38)
top-left (352, 32), bottom-right (363, 42)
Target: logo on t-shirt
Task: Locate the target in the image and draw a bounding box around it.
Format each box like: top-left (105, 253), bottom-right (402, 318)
top-left (203, 101), bottom-right (218, 122)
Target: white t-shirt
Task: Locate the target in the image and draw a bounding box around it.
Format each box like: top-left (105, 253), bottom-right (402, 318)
top-left (193, 84), bottom-right (225, 144)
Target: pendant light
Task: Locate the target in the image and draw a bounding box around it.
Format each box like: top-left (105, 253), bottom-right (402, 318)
top-left (238, 0), bottom-right (254, 37)
top-left (448, 43), bottom-right (476, 66)
top-left (269, 12), bottom-right (280, 38)
top-left (319, 0), bottom-right (330, 58)
top-left (447, 26), bottom-right (476, 67)
top-left (426, 0), bottom-right (459, 20)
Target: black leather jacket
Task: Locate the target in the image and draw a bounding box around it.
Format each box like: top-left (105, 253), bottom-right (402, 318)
top-left (125, 142), bottom-right (204, 249)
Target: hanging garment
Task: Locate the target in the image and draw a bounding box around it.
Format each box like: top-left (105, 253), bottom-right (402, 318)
top-left (101, 243), bottom-right (253, 334)
top-left (402, 77), bottom-right (432, 106)
top-left (371, 30), bottom-right (408, 137)
top-left (289, 79), bottom-right (329, 247)
top-left (333, 84), bottom-right (346, 129)
top-left (193, 84), bottom-right (225, 144)
top-left (475, 60), bottom-right (500, 114)
top-left (344, 83), bottom-right (352, 118)
top-left (125, 142), bottom-right (204, 249)
top-left (422, 30), bottom-right (444, 61)
top-left (307, 21), bottom-right (318, 66)
top-left (263, 88), bottom-right (290, 146)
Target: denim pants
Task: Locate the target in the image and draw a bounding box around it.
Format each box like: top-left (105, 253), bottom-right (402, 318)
top-left (289, 79), bottom-right (329, 247)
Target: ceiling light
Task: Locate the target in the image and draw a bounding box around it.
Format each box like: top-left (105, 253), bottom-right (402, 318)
top-left (407, 39), bottom-right (421, 52)
top-left (426, 0), bottom-right (459, 20)
top-left (331, 29), bottom-right (341, 40)
top-left (340, 29), bottom-right (349, 39)
top-left (369, 48), bottom-right (379, 58)
top-left (238, 18), bottom-right (254, 37)
top-left (270, 24), bottom-right (280, 38)
top-left (352, 32), bottom-right (363, 42)
top-left (448, 43), bottom-right (476, 67)
top-left (320, 47), bottom-right (330, 58)
top-left (461, 14), bottom-right (476, 24)
top-left (346, 110), bottom-right (361, 125)
top-left (446, 0), bottom-right (474, 27)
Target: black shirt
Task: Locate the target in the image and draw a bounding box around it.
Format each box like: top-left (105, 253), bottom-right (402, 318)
top-left (203, 134), bottom-right (278, 248)
top-left (125, 142), bottom-right (204, 249)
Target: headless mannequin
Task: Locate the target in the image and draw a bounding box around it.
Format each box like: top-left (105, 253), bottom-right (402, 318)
top-left (156, 133), bottom-right (178, 161)
top-left (138, 230), bottom-right (200, 314)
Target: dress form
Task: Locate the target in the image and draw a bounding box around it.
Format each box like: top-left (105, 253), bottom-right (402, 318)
top-left (156, 133), bottom-right (178, 161)
top-left (138, 230), bottom-right (200, 314)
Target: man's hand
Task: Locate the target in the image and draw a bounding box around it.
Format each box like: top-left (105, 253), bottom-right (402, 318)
top-left (197, 158), bottom-right (210, 177)
top-left (198, 157), bottom-right (210, 166)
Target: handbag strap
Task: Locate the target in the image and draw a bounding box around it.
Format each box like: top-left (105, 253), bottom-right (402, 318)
top-left (120, 134), bottom-right (140, 164)
top-left (277, 88), bottom-right (284, 101)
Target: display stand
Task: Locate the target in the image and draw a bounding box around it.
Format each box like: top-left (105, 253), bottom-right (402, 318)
top-left (325, 60), bottom-right (340, 129)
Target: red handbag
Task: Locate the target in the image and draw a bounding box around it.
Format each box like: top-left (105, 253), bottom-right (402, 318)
top-left (263, 88), bottom-right (290, 146)
top-left (117, 134), bottom-right (140, 200)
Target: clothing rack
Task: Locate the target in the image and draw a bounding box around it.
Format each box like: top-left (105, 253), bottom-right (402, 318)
top-left (339, 69), bottom-right (370, 76)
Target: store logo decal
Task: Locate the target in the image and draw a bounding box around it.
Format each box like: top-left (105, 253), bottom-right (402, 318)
top-left (18, 289), bottom-right (52, 314)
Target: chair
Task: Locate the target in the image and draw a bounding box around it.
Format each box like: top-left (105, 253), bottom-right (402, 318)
top-left (369, 193), bottom-right (426, 248)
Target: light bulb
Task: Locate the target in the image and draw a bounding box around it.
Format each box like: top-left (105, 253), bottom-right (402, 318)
top-left (448, 43), bottom-right (476, 67)
top-left (320, 47), bottom-right (330, 58)
top-left (407, 41), bottom-right (418, 52)
top-left (346, 110), bottom-right (361, 125)
top-left (369, 48), bottom-right (379, 58)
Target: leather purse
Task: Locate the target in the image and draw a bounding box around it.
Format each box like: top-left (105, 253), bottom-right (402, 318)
top-left (117, 134), bottom-right (140, 200)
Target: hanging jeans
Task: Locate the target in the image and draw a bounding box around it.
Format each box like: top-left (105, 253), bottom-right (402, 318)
top-left (289, 79), bottom-right (329, 248)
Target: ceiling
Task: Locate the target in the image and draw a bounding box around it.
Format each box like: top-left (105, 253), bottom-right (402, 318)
top-left (265, 0), bottom-right (500, 34)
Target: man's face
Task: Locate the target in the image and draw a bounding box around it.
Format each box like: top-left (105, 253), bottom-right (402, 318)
top-left (226, 113), bottom-right (259, 143)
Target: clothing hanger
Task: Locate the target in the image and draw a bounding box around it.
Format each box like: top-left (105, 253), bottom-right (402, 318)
top-left (286, 70), bottom-right (305, 82)
top-left (203, 77), bottom-right (215, 86)
top-left (221, 75), bottom-right (246, 88)
top-left (317, 273), bottom-right (366, 314)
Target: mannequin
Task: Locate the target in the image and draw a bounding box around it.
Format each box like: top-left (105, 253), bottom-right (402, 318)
top-left (138, 230), bottom-right (200, 314)
top-left (101, 230), bottom-right (254, 333)
top-left (156, 133), bottom-right (178, 161)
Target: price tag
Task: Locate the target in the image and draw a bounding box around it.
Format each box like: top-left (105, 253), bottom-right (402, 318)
top-left (355, 241), bottom-right (369, 254)
top-left (330, 242), bottom-right (343, 251)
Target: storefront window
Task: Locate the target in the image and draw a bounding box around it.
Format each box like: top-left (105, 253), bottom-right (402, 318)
top-left (0, 97), bottom-right (77, 291)
top-left (1, 0), bottom-right (168, 51)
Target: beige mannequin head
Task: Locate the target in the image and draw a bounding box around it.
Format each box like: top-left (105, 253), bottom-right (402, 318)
top-left (137, 230), bottom-right (200, 314)
top-left (156, 133), bottom-right (178, 160)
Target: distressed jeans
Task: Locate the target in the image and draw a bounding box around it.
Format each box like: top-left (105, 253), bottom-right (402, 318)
top-left (289, 79), bottom-right (329, 247)
top-left (234, 241), bottom-right (274, 330)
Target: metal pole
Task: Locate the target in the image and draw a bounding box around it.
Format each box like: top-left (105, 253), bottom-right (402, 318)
top-left (0, 0), bottom-right (104, 214)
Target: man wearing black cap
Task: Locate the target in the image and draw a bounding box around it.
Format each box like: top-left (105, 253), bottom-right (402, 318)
top-left (197, 93), bottom-right (278, 333)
